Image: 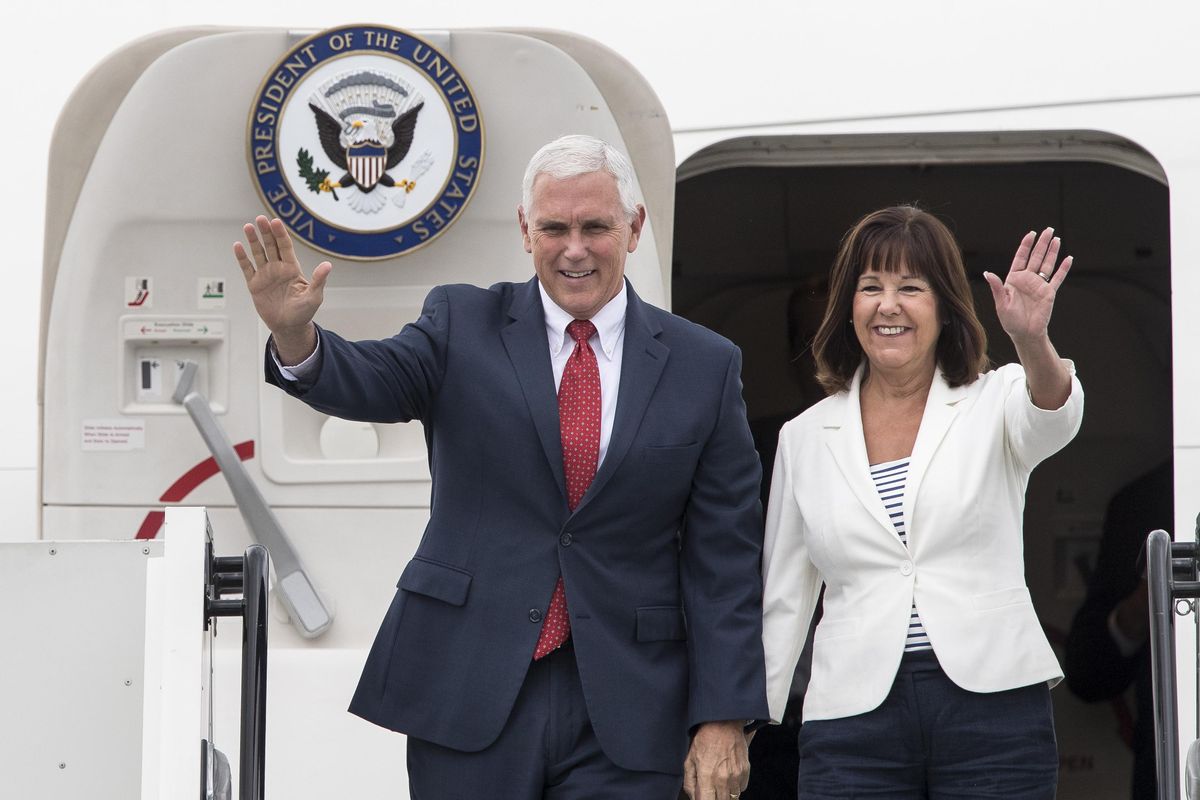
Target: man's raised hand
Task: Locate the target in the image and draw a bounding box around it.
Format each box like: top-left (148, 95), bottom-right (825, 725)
top-left (233, 215), bottom-right (331, 364)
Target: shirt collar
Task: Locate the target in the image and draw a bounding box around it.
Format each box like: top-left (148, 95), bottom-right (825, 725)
top-left (538, 280), bottom-right (627, 361)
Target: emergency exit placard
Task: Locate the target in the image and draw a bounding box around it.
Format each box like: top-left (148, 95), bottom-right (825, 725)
top-left (82, 419), bottom-right (146, 451)
top-left (122, 318), bottom-right (226, 340)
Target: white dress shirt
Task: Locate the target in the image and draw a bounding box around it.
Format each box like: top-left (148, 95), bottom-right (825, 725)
top-left (274, 281), bottom-right (627, 466)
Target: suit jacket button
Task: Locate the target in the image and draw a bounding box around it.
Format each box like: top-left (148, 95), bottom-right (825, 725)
top-left (529, 608), bottom-right (543, 623)
top-left (560, 532), bottom-right (574, 547)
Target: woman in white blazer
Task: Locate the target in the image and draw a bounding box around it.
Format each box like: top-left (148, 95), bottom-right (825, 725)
top-left (761, 206), bottom-right (1083, 798)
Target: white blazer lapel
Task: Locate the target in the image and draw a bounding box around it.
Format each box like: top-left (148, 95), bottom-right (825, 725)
top-left (824, 365), bottom-right (901, 540)
top-left (902, 369), bottom-right (969, 547)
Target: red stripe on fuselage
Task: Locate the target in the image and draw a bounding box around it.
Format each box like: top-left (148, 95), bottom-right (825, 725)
top-left (132, 440), bottom-right (256, 539)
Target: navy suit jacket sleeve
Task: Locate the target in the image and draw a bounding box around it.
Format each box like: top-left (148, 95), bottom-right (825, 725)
top-left (264, 286), bottom-right (451, 423)
top-left (681, 346), bottom-right (768, 728)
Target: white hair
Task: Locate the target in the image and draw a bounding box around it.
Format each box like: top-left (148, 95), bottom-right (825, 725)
top-left (521, 134), bottom-right (640, 221)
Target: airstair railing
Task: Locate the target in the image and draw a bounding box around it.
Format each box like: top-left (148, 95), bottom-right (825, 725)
top-left (176, 360), bottom-right (333, 638)
top-left (1147, 528), bottom-right (1199, 800)
top-left (206, 541), bottom-right (270, 800)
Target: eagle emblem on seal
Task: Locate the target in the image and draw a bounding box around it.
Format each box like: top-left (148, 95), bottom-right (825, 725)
top-left (298, 70), bottom-right (433, 214)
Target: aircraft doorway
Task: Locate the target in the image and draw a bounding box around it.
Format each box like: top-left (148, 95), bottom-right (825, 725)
top-left (672, 132), bottom-right (1172, 800)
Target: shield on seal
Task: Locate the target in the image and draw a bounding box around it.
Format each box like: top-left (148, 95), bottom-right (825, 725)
top-left (346, 142), bottom-right (388, 190)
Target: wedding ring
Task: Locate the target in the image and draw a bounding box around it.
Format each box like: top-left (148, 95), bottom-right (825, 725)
top-left (1037, 271), bottom-right (1050, 282)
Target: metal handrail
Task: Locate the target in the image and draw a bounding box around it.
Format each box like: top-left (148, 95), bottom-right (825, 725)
top-left (207, 544), bottom-right (270, 800)
top-left (1148, 529), bottom-right (1199, 800)
top-left (178, 360), bottom-right (333, 638)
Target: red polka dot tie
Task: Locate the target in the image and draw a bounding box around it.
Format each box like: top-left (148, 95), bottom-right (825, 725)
top-left (534, 319), bottom-right (600, 660)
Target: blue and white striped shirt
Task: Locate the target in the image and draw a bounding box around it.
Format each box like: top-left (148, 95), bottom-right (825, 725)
top-left (871, 458), bottom-right (932, 652)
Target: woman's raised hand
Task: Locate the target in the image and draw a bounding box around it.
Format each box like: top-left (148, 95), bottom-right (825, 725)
top-left (983, 228), bottom-right (1073, 346)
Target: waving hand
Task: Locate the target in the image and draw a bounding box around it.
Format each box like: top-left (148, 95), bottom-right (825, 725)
top-left (983, 227), bottom-right (1074, 409)
top-left (983, 227), bottom-right (1073, 347)
top-left (233, 215), bottom-right (331, 363)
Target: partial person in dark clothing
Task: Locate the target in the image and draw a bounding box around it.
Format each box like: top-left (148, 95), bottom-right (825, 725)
top-left (743, 282), bottom-right (827, 799)
top-left (744, 600), bottom-right (819, 799)
top-left (1065, 461), bottom-right (1173, 800)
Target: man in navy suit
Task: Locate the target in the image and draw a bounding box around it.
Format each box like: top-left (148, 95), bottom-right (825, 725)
top-left (234, 135), bottom-right (768, 799)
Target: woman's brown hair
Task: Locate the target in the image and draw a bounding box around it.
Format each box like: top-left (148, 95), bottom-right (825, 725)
top-left (812, 206), bottom-right (988, 394)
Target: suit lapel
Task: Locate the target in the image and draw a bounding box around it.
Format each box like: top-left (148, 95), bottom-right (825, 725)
top-left (500, 278), bottom-right (567, 503)
top-left (902, 370), bottom-right (967, 546)
top-left (572, 283), bottom-right (667, 516)
top-left (823, 365), bottom-right (900, 541)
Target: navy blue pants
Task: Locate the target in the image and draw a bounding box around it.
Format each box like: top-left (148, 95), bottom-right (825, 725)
top-left (796, 651), bottom-right (1058, 799)
top-left (406, 642), bottom-right (683, 799)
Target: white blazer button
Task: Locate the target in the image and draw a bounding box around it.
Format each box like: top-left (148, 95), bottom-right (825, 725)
top-left (899, 560), bottom-right (914, 576)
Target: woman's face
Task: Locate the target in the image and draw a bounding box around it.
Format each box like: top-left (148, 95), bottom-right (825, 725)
top-left (852, 267), bottom-right (941, 378)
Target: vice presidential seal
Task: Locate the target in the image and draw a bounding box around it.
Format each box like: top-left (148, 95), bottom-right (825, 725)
top-left (248, 25), bottom-right (484, 260)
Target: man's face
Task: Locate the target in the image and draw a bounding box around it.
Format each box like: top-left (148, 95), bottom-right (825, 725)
top-left (519, 171), bottom-right (645, 320)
